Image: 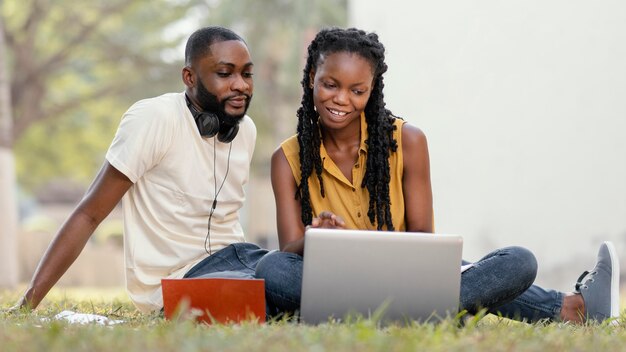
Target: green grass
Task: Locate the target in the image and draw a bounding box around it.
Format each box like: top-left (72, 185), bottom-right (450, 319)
top-left (2, 287), bottom-right (626, 352)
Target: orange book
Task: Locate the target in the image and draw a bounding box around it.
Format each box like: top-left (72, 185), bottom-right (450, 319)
top-left (161, 278), bottom-right (265, 324)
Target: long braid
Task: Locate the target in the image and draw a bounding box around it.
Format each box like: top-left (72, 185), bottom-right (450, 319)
top-left (296, 28), bottom-right (399, 229)
top-left (363, 75), bottom-right (398, 230)
top-left (295, 37), bottom-right (324, 226)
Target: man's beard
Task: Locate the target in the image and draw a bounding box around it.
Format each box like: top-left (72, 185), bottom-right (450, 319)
top-left (196, 78), bottom-right (252, 126)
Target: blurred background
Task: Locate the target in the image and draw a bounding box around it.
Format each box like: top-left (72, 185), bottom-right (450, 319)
top-left (0, 0), bottom-right (624, 293)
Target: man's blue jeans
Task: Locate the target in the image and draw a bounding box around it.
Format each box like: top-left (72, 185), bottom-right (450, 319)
top-left (182, 242), bottom-right (276, 316)
top-left (255, 246), bottom-right (564, 322)
top-left (183, 242), bottom-right (268, 280)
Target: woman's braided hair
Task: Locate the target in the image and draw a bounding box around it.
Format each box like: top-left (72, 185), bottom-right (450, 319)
top-left (296, 27), bottom-right (399, 230)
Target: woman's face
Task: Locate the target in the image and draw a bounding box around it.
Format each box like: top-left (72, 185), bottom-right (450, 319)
top-left (310, 52), bottom-right (374, 130)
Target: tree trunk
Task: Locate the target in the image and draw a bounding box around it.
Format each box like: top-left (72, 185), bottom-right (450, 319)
top-left (0, 17), bottom-right (19, 288)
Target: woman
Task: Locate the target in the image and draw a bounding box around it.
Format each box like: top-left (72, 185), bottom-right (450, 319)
top-left (255, 27), bottom-right (618, 323)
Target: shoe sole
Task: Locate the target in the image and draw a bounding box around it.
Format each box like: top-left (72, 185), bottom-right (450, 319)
top-left (604, 241), bottom-right (621, 318)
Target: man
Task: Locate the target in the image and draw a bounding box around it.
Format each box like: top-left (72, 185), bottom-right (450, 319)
top-left (14, 26), bottom-right (268, 313)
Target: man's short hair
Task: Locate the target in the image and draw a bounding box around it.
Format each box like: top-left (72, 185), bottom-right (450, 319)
top-left (185, 26), bottom-right (245, 66)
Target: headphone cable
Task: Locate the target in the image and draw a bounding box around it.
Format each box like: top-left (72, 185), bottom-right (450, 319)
top-left (205, 140), bottom-right (233, 255)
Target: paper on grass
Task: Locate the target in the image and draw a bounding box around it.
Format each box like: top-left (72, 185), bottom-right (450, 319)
top-left (52, 310), bottom-right (124, 325)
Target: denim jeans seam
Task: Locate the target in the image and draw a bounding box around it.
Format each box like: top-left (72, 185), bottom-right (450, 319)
top-left (511, 295), bottom-right (558, 318)
top-left (552, 291), bottom-right (564, 319)
top-left (234, 243), bottom-right (262, 270)
top-left (482, 288), bottom-right (527, 311)
top-left (266, 288), bottom-right (300, 307)
top-left (184, 246), bottom-right (239, 278)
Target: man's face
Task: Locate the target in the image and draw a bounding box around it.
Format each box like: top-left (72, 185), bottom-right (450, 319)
top-left (191, 40), bottom-right (254, 124)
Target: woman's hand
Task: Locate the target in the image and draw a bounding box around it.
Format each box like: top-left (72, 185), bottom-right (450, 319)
top-left (309, 211), bottom-right (346, 229)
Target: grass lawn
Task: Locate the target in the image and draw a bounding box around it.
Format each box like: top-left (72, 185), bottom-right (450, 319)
top-left (2, 286), bottom-right (626, 352)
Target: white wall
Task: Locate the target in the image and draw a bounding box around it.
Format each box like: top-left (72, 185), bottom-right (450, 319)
top-left (349, 0), bottom-right (626, 290)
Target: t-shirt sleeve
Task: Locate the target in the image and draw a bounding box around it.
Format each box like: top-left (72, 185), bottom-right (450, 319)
top-left (243, 115), bottom-right (256, 162)
top-left (105, 98), bottom-right (175, 183)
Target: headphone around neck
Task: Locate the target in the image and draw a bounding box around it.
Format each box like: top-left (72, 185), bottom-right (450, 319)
top-left (184, 93), bottom-right (237, 255)
top-left (185, 94), bottom-right (240, 143)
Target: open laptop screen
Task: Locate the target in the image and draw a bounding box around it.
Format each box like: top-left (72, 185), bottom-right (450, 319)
top-left (300, 228), bottom-right (463, 325)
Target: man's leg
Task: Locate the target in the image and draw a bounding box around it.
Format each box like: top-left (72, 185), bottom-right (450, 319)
top-left (184, 242), bottom-right (268, 278)
top-left (182, 243), bottom-right (270, 318)
top-left (184, 242), bottom-right (268, 279)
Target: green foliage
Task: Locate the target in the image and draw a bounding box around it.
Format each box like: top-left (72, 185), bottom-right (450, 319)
top-left (2, 287), bottom-right (626, 352)
top-left (15, 96), bottom-right (121, 190)
top-left (2, 0), bottom-right (198, 193)
top-left (3, 0), bottom-right (347, 193)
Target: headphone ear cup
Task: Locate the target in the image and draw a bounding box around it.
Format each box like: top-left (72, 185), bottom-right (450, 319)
top-left (217, 123), bottom-right (239, 143)
top-left (195, 112), bottom-right (220, 137)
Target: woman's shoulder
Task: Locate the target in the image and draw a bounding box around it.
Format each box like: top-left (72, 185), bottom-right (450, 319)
top-left (272, 134), bottom-right (302, 181)
top-left (399, 120), bottom-right (428, 152)
top-left (279, 134), bottom-right (300, 156)
top-left (391, 118), bottom-right (427, 147)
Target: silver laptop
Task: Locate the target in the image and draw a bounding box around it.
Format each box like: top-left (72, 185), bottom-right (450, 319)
top-left (300, 228), bottom-right (463, 325)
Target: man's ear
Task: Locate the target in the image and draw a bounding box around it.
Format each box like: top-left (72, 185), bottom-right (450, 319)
top-left (182, 66), bottom-right (195, 88)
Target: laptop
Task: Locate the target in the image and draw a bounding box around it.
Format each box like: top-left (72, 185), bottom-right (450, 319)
top-left (300, 228), bottom-right (463, 325)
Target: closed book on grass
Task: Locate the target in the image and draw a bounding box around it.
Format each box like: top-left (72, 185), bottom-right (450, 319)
top-left (161, 278), bottom-right (265, 324)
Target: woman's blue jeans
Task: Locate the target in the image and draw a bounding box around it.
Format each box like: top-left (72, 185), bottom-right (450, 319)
top-left (255, 246), bottom-right (565, 322)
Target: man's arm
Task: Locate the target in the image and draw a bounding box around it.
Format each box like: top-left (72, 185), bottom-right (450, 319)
top-left (16, 161), bottom-right (133, 310)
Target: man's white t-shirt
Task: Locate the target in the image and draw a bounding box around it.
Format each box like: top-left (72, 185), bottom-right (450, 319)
top-left (105, 92), bottom-right (256, 312)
